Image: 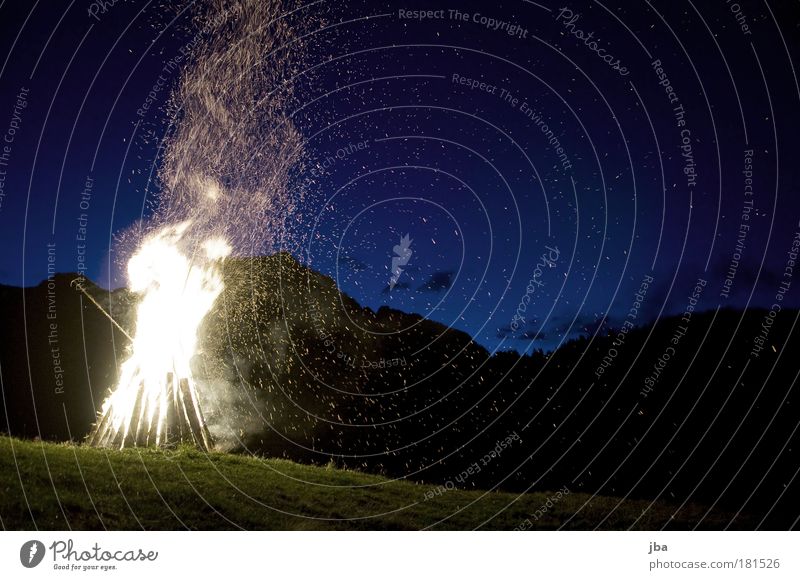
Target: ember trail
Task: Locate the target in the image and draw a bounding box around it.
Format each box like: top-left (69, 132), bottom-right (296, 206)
top-left (87, 0), bottom-right (309, 451)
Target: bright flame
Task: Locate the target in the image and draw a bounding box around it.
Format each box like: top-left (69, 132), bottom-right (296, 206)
top-left (90, 222), bottom-right (230, 449)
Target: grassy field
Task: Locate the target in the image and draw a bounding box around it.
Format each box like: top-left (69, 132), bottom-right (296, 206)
top-left (0, 435), bottom-right (746, 530)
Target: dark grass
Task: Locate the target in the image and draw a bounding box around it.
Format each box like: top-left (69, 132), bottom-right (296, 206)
top-left (0, 435), bottom-right (749, 530)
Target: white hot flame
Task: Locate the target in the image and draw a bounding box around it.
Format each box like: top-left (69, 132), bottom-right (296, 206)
top-left (94, 221), bottom-right (230, 447)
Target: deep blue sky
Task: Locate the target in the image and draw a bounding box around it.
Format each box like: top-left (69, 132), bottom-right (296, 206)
top-left (1, 0), bottom-right (798, 353)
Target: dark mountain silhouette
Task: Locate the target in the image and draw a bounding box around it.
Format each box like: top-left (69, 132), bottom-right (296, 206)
top-left (1, 253), bottom-right (798, 528)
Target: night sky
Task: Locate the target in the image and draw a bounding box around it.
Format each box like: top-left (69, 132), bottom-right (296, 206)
top-left (1, 0), bottom-right (798, 354)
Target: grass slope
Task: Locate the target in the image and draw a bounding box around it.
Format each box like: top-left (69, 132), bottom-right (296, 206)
top-left (0, 436), bottom-right (745, 530)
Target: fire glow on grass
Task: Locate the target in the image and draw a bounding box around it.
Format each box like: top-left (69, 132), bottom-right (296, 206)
top-left (89, 223), bottom-right (230, 450)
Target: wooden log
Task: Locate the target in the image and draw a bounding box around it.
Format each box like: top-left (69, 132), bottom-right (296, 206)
top-left (179, 378), bottom-right (208, 451)
top-left (172, 372), bottom-right (189, 443)
top-left (195, 397), bottom-right (214, 451)
top-left (111, 422), bottom-right (126, 449)
top-left (154, 385), bottom-right (168, 447)
top-left (129, 383), bottom-right (146, 447)
top-left (114, 381), bottom-right (143, 449)
top-left (165, 373), bottom-right (178, 445)
top-left (88, 408), bottom-right (112, 446)
top-left (96, 421), bottom-right (114, 448)
top-left (199, 414), bottom-right (214, 451)
top-left (186, 379), bottom-right (214, 450)
top-left (135, 393), bottom-right (150, 447)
